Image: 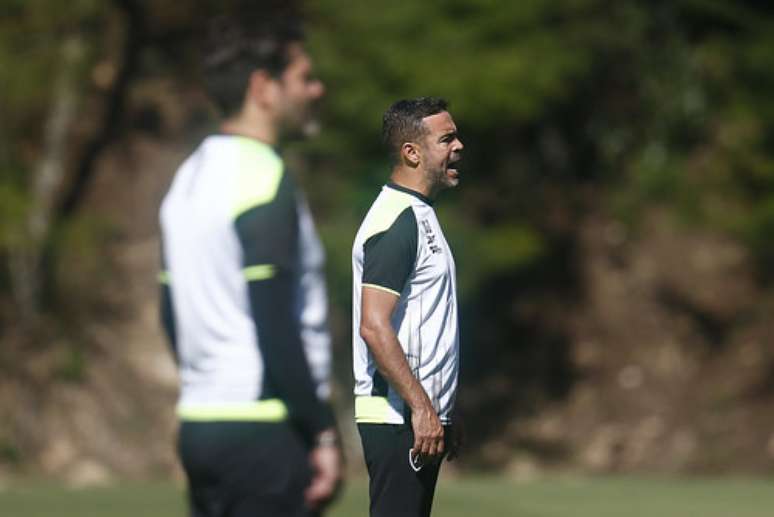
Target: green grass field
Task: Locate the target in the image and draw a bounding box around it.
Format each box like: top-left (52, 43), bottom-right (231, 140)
top-left (2, 475), bottom-right (773, 517)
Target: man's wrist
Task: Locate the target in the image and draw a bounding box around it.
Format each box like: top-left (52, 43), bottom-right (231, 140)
top-left (409, 399), bottom-right (436, 417)
top-left (315, 428), bottom-right (339, 448)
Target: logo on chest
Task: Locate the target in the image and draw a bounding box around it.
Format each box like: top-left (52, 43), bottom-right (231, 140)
top-left (420, 219), bottom-right (443, 254)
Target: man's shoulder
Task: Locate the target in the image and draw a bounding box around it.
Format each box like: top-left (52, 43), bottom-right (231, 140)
top-left (357, 187), bottom-right (418, 239)
top-left (187, 134), bottom-right (284, 174)
top-left (228, 137), bottom-right (292, 218)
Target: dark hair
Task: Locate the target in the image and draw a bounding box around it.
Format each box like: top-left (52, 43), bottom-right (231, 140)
top-left (202, 12), bottom-right (304, 115)
top-left (382, 97), bottom-right (449, 162)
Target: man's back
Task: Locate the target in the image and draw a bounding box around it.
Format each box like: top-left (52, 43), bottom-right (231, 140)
top-left (161, 136), bottom-right (284, 404)
top-left (161, 135), bottom-right (332, 408)
top-left (162, 137), bottom-right (263, 402)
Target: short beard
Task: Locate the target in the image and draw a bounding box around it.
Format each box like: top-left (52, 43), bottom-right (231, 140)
top-left (280, 114), bottom-right (319, 142)
top-left (425, 165), bottom-right (452, 194)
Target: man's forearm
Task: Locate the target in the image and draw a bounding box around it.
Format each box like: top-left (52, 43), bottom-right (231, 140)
top-left (360, 323), bottom-right (434, 414)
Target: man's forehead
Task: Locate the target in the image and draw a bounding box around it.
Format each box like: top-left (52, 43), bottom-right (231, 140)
top-left (422, 111), bottom-right (456, 133)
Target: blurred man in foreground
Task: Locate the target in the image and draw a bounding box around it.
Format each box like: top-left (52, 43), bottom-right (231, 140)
top-left (352, 97), bottom-right (465, 517)
top-left (159, 12), bottom-right (341, 517)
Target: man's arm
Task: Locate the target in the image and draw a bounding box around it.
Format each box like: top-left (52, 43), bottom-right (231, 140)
top-left (235, 169), bottom-right (340, 510)
top-left (247, 271), bottom-right (341, 510)
top-left (159, 281), bottom-right (177, 362)
top-left (247, 272), bottom-right (335, 438)
top-left (360, 286), bottom-right (444, 457)
top-left (235, 171), bottom-right (335, 441)
top-left (158, 249), bottom-right (178, 363)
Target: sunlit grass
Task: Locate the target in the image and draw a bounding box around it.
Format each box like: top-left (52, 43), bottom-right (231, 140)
top-left (2, 475), bottom-right (774, 517)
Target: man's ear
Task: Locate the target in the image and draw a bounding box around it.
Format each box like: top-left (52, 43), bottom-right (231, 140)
top-left (400, 142), bottom-right (421, 167)
top-left (246, 69), bottom-right (275, 107)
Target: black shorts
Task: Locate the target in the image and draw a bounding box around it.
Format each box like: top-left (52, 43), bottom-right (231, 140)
top-left (358, 423), bottom-right (449, 517)
top-left (178, 420), bottom-right (315, 517)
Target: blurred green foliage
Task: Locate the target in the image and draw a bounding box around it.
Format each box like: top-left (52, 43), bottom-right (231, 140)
top-left (2, 0), bottom-right (773, 375)
top-left (2, 0), bottom-right (771, 312)
top-left (0, 0), bottom-right (109, 280)
top-left (297, 0), bottom-right (774, 282)
top-left (295, 1), bottom-right (774, 433)
top-left (2, 0), bottom-right (774, 466)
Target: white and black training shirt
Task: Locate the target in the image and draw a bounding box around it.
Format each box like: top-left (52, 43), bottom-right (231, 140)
top-left (352, 182), bottom-right (459, 425)
top-left (159, 134), bottom-right (333, 440)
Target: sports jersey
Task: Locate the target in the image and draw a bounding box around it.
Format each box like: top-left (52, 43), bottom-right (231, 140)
top-left (352, 183), bottom-right (459, 425)
top-left (159, 134), bottom-right (333, 438)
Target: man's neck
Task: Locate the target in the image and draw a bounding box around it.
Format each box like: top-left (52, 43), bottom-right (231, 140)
top-left (220, 111), bottom-right (277, 146)
top-left (390, 167), bottom-right (436, 201)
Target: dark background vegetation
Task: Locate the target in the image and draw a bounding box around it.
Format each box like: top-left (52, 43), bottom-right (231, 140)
top-left (3, 0), bottom-right (774, 481)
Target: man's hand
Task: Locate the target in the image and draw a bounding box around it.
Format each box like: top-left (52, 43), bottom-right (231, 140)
top-left (446, 413), bottom-right (466, 461)
top-left (411, 406), bottom-right (444, 457)
top-left (305, 431), bottom-right (342, 511)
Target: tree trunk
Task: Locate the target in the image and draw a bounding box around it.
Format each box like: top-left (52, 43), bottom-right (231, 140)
top-left (9, 35), bottom-right (85, 327)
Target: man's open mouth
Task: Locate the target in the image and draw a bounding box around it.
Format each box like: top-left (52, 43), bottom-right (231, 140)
top-left (447, 158), bottom-right (461, 176)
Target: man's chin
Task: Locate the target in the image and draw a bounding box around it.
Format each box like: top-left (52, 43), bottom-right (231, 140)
top-left (445, 169), bottom-right (460, 187)
top-left (280, 116), bottom-right (320, 141)
top-left (301, 119), bottom-right (321, 138)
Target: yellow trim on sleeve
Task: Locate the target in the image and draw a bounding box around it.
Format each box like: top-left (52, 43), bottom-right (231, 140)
top-left (158, 271), bottom-right (171, 285)
top-left (177, 399), bottom-right (288, 422)
top-left (362, 283), bottom-right (400, 297)
top-left (243, 264), bottom-right (277, 281)
top-left (355, 396), bottom-right (394, 423)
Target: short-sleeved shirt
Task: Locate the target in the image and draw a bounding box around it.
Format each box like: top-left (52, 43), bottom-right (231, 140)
top-left (160, 135), bottom-right (331, 415)
top-left (352, 183), bottom-right (459, 425)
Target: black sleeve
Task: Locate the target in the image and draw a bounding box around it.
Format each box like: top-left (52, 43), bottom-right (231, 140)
top-left (160, 284), bottom-right (177, 362)
top-left (362, 207), bottom-right (418, 295)
top-left (235, 172), bottom-right (334, 441)
top-left (159, 249), bottom-right (178, 363)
